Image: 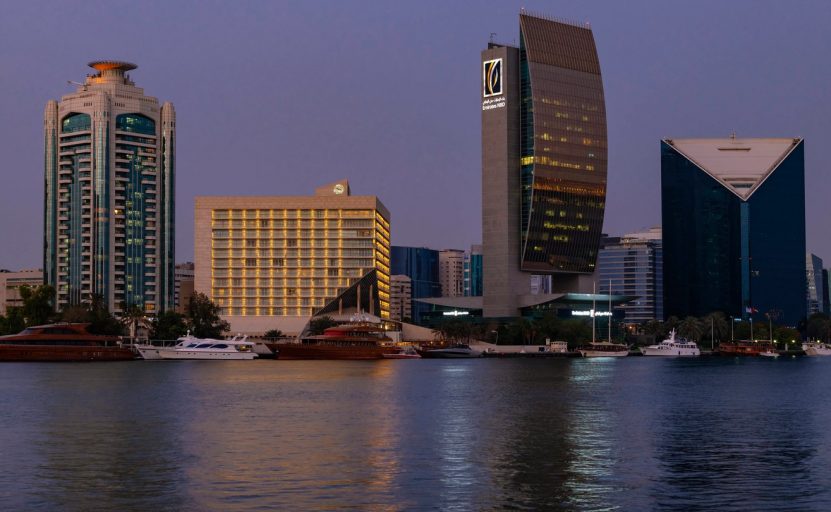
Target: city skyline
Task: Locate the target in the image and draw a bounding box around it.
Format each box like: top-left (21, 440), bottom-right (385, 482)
top-left (2, 1), bottom-right (831, 271)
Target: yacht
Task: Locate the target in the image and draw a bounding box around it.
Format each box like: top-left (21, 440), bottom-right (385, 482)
top-left (640, 329), bottom-right (700, 356)
top-left (577, 342), bottom-right (629, 358)
top-left (382, 346), bottom-right (422, 359)
top-left (0, 323), bottom-right (135, 362)
top-left (759, 349), bottom-right (780, 358)
top-left (136, 333), bottom-right (258, 360)
top-left (802, 342), bottom-right (831, 356)
top-left (417, 344), bottom-right (482, 358)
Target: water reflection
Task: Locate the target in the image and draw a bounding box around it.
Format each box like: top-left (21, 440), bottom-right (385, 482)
top-left (4, 358), bottom-right (831, 510)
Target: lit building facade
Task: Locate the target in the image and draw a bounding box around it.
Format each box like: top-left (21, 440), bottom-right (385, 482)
top-left (194, 181), bottom-right (391, 334)
top-left (481, 13), bottom-right (607, 318)
top-left (597, 227), bottom-right (663, 323)
top-left (463, 245), bottom-right (483, 297)
top-left (807, 253), bottom-right (825, 316)
top-left (389, 275), bottom-right (412, 322)
top-left (662, 137), bottom-right (806, 326)
top-left (0, 269), bottom-right (45, 316)
top-left (390, 246), bottom-right (441, 324)
top-left (44, 61), bottom-right (175, 313)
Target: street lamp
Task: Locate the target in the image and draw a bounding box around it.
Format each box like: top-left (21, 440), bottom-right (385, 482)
top-left (491, 330), bottom-right (499, 344)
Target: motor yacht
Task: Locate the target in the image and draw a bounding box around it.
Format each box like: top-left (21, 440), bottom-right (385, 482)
top-left (136, 333), bottom-right (258, 360)
top-left (802, 342), bottom-right (831, 356)
top-left (417, 344), bottom-right (482, 358)
top-left (640, 329), bottom-right (700, 356)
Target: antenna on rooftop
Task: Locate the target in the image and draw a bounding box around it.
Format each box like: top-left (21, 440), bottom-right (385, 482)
top-left (489, 32), bottom-right (497, 43)
top-left (730, 131), bottom-right (737, 140)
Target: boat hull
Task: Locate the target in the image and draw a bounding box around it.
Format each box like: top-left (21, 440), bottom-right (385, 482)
top-left (268, 343), bottom-right (398, 360)
top-left (155, 349), bottom-right (257, 360)
top-left (640, 347), bottom-right (700, 356)
top-left (803, 344), bottom-right (831, 356)
top-left (578, 350), bottom-right (628, 358)
top-left (418, 349), bottom-right (481, 359)
top-left (0, 344), bottom-right (136, 362)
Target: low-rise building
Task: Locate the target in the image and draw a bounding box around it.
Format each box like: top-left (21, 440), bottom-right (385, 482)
top-left (0, 269), bottom-right (45, 315)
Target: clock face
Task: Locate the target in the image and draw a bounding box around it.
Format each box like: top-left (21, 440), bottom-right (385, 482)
top-left (333, 184), bottom-right (345, 195)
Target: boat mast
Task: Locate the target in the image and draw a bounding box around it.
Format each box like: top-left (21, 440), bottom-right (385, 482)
top-left (608, 279), bottom-right (612, 343)
top-left (592, 281), bottom-right (596, 342)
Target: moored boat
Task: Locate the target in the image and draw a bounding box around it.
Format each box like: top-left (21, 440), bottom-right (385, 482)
top-left (717, 340), bottom-right (775, 356)
top-left (577, 342), bottom-right (629, 357)
top-left (0, 323), bottom-right (135, 362)
top-left (266, 322), bottom-right (399, 360)
top-left (382, 346), bottom-right (422, 359)
top-left (136, 333), bottom-right (258, 360)
top-left (759, 349), bottom-right (780, 358)
top-left (640, 329), bottom-right (700, 356)
top-left (802, 342), bottom-right (831, 356)
top-left (417, 344), bottom-right (482, 358)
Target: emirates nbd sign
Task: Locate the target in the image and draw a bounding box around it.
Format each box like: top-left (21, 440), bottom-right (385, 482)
top-left (482, 58), bottom-right (505, 111)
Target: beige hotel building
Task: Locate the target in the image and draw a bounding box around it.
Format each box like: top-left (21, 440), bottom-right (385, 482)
top-left (194, 180), bottom-right (391, 335)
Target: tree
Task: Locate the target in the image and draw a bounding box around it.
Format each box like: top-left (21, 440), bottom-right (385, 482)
top-left (308, 316), bottom-right (338, 336)
top-left (0, 307), bottom-right (25, 335)
top-left (806, 313), bottom-right (831, 342)
top-left (264, 329), bottom-right (283, 340)
top-left (119, 303), bottom-right (147, 339)
top-left (677, 316), bottom-right (704, 341)
top-left (84, 294), bottom-right (125, 336)
top-left (701, 312), bottom-right (729, 342)
top-left (151, 310), bottom-right (188, 341)
top-left (18, 284), bottom-right (55, 326)
top-left (433, 318), bottom-right (473, 344)
top-left (187, 292), bottom-right (229, 338)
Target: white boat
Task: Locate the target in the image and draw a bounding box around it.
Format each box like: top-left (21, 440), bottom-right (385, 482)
top-left (136, 333), bottom-right (258, 360)
top-left (382, 346), bottom-right (422, 359)
top-left (759, 349), bottom-right (780, 358)
top-left (640, 329), bottom-right (700, 356)
top-left (418, 344), bottom-right (482, 358)
top-left (577, 342), bottom-right (629, 358)
top-left (802, 342), bottom-right (831, 356)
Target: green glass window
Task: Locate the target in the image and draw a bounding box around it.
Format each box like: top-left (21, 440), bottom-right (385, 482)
top-left (116, 113), bottom-right (155, 135)
top-left (61, 113), bottom-right (91, 133)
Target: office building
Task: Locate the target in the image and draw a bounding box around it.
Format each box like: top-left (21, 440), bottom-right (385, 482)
top-left (194, 180), bottom-right (391, 335)
top-left (0, 269), bottom-right (45, 316)
top-left (807, 254), bottom-right (825, 316)
top-left (175, 262), bottom-right (195, 313)
top-left (390, 246), bottom-right (441, 324)
top-left (389, 275), bottom-right (412, 322)
top-left (463, 245), bottom-right (483, 297)
top-left (662, 136), bottom-right (806, 325)
top-left (44, 61), bottom-right (175, 313)
top-left (439, 249), bottom-right (465, 298)
top-left (597, 227), bottom-right (663, 323)
top-left (479, 12), bottom-right (607, 318)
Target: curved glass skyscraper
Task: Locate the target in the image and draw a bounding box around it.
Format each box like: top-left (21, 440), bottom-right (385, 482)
top-left (481, 13), bottom-right (607, 317)
top-left (44, 61), bottom-right (175, 313)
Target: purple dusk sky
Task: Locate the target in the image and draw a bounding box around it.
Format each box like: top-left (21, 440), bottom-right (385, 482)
top-left (1, 0), bottom-right (829, 271)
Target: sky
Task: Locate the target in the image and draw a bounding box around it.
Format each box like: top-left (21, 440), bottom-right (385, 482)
top-left (1, 0), bottom-right (829, 270)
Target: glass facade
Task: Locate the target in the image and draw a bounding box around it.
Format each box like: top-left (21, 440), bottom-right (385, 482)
top-left (598, 235), bottom-right (663, 323)
top-left (391, 246), bottom-right (441, 324)
top-left (518, 14), bottom-right (607, 274)
top-left (45, 62), bottom-right (175, 314)
top-left (662, 140), bottom-right (806, 326)
top-left (463, 248), bottom-right (483, 297)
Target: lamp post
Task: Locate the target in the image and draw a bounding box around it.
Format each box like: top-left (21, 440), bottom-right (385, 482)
top-left (491, 330), bottom-right (499, 345)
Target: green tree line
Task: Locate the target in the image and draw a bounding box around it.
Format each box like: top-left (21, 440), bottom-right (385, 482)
top-left (0, 285), bottom-right (229, 340)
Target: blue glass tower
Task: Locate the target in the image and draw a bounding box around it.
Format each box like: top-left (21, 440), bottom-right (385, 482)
top-left (661, 137), bottom-right (806, 326)
top-left (391, 246), bottom-right (441, 324)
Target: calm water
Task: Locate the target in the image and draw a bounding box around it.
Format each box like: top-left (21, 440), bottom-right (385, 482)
top-left (2, 356), bottom-right (831, 511)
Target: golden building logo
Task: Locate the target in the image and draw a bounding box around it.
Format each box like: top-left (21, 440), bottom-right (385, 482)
top-left (483, 58), bottom-right (502, 97)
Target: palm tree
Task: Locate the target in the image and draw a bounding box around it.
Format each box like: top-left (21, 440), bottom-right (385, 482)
top-left (677, 316), bottom-right (704, 341)
top-left (701, 312), bottom-right (729, 343)
top-left (119, 303), bottom-right (147, 340)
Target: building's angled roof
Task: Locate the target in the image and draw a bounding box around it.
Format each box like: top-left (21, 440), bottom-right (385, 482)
top-left (664, 136), bottom-right (801, 200)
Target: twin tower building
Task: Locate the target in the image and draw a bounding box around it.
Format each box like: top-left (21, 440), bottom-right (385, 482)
top-left (42, 13), bottom-right (806, 327)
